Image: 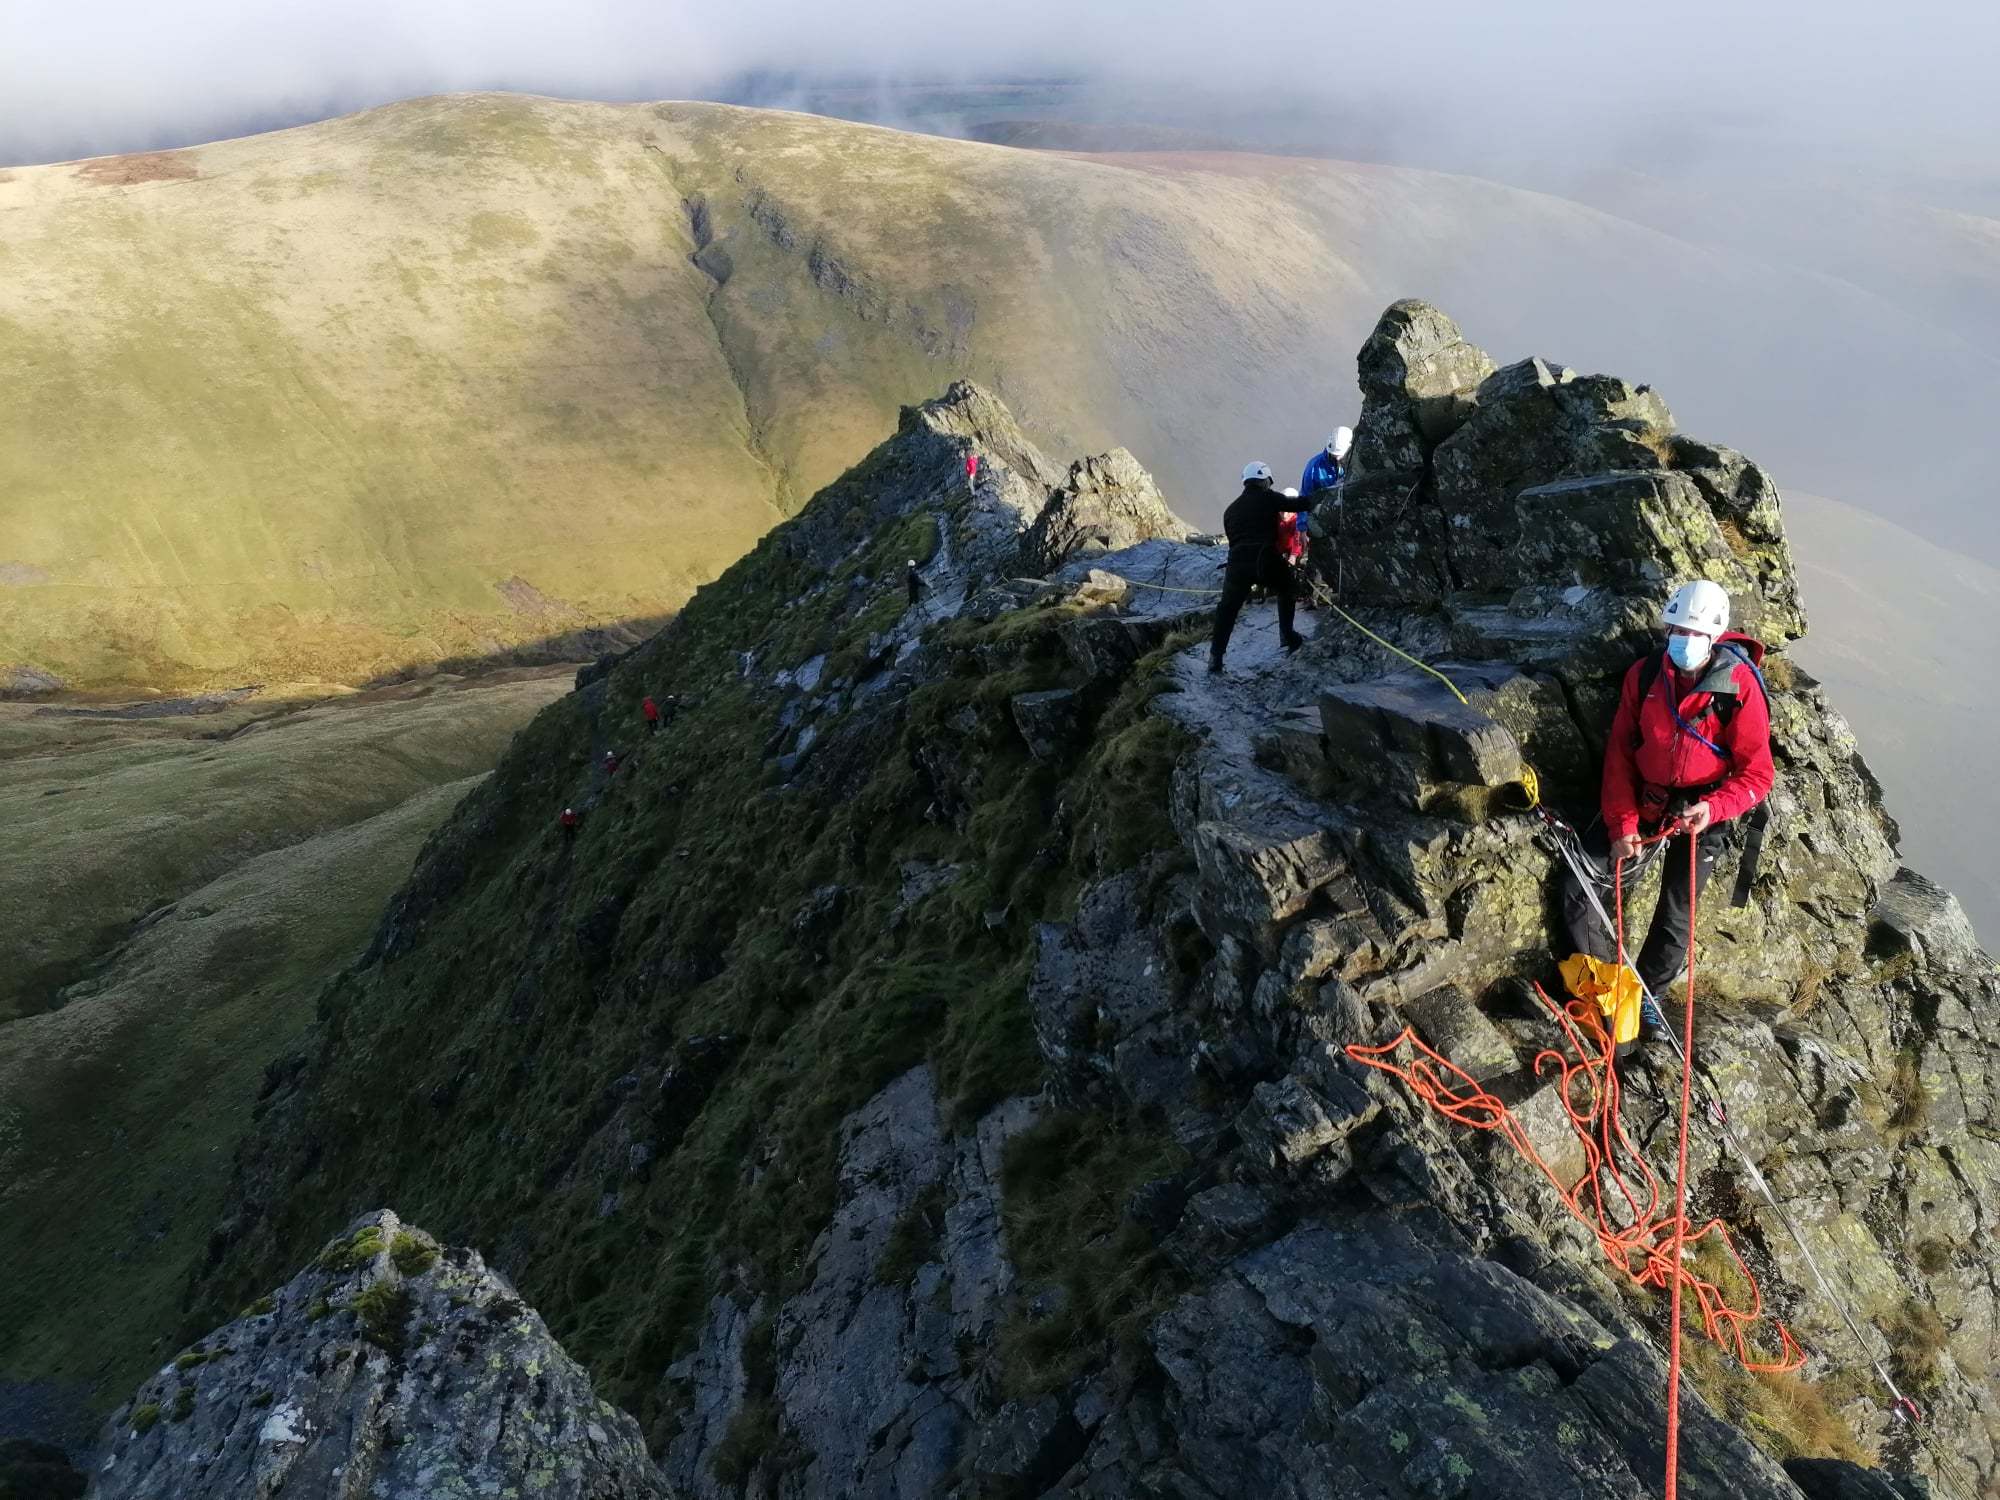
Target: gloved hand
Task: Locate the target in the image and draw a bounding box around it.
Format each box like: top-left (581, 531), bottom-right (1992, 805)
top-left (1681, 801), bottom-right (1715, 836)
top-left (1610, 834), bottom-right (1643, 863)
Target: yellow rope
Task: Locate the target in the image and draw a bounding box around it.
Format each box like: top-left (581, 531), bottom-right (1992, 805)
top-left (1127, 580), bottom-right (1225, 597)
top-left (1309, 582), bottom-right (1470, 706)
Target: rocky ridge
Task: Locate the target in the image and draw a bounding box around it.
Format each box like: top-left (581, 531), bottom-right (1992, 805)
top-left (169, 307), bottom-right (1995, 1499)
top-left (89, 1210), bottom-right (664, 1498)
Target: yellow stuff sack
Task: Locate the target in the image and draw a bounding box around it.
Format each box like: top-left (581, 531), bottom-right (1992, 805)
top-left (1559, 952), bottom-right (1644, 1048)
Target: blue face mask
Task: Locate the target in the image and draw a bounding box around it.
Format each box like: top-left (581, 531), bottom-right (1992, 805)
top-left (1666, 633), bottom-right (1712, 673)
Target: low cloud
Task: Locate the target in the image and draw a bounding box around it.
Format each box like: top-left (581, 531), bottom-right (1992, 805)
top-left (5, 1), bottom-right (1997, 168)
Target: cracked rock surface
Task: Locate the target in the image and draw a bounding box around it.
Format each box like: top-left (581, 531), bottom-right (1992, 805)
top-left (169, 312), bottom-right (1997, 1499)
top-left (89, 1210), bottom-right (666, 1499)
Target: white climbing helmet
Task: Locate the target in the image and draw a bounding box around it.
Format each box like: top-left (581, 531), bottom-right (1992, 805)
top-left (907, 559), bottom-right (916, 567)
top-left (1662, 579), bottom-right (1730, 637)
top-left (1242, 461), bottom-right (1273, 483)
top-left (1328, 426), bottom-right (1354, 459)
top-left (1282, 487), bottom-right (1299, 499)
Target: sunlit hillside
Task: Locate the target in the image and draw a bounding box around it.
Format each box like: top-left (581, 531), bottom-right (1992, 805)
top-left (6, 92), bottom-right (1976, 694)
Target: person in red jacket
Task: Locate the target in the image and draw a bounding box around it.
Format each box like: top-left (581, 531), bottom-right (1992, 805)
top-left (642, 696), bottom-right (661, 735)
top-left (1563, 580), bottom-right (1774, 1025)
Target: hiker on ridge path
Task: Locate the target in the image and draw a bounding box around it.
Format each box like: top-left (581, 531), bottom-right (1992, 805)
top-left (1561, 580), bottom-right (1774, 1038)
top-left (1209, 462), bottom-right (1305, 674)
top-left (1299, 426), bottom-right (1352, 499)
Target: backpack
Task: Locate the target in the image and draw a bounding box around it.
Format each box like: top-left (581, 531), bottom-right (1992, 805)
top-left (1632, 640), bottom-right (1769, 764)
top-left (1633, 640), bottom-right (1775, 907)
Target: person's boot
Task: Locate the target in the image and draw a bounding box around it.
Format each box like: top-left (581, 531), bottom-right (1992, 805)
top-left (1207, 653), bottom-right (1224, 675)
top-left (1282, 631), bottom-right (1305, 654)
top-left (1638, 992), bottom-right (1670, 1044)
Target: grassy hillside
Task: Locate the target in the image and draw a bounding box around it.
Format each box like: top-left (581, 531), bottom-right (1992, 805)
top-left (4, 93), bottom-right (1966, 694)
top-left (179, 393), bottom-right (1198, 1453)
top-left (0, 671), bottom-right (565, 1419)
top-left (0, 673), bottom-right (562, 1022)
top-left (0, 97), bottom-right (778, 695)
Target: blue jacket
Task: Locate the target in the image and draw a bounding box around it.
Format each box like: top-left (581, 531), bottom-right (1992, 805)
top-left (1300, 451), bottom-right (1346, 497)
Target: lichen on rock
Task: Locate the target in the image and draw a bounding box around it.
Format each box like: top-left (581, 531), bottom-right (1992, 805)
top-left (91, 1209), bottom-right (667, 1499)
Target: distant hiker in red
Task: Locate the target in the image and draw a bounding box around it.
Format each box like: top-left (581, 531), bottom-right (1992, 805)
top-left (965, 452), bottom-right (979, 492)
top-left (1279, 490), bottom-right (1306, 567)
top-left (602, 749), bottom-right (621, 777)
top-left (560, 807), bottom-right (579, 843)
top-left (642, 696), bottom-right (661, 736)
top-left (1563, 580), bottom-right (1774, 1034)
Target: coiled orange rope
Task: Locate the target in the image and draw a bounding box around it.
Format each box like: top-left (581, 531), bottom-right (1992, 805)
top-left (1348, 826), bottom-right (1802, 1496)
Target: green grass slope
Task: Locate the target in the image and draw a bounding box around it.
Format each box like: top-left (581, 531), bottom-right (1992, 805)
top-left (0, 96), bottom-right (780, 695)
top-left (6, 93), bottom-right (1954, 694)
top-left (183, 398), bottom-right (1199, 1450)
top-left (0, 673), bottom-right (563, 1022)
top-left (0, 672), bottom-right (564, 1413)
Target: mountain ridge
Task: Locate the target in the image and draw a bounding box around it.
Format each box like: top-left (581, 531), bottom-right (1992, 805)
top-left (11, 92), bottom-right (2000, 696)
top-left (160, 308), bottom-right (1997, 1498)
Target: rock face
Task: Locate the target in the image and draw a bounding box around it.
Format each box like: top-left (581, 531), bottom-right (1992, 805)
top-left (1018, 448), bottom-right (1199, 575)
top-left (657, 1067), bottom-right (1037, 1500)
top-left (185, 318), bottom-right (1997, 1500)
top-left (91, 1211), bottom-right (668, 1499)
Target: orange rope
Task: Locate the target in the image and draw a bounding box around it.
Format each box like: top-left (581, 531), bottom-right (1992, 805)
top-left (1347, 823), bottom-right (1804, 1474)
top-left (1662, 830), bottom-right (1700, 1496)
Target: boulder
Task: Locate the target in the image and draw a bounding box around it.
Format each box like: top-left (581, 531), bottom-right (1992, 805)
top-left (1403, 985), bottom-right (1518, 1083)
top-left (1350, 299), bottom-right (1496, 483)
top-left (1236, 1076), bottom-right (1355, 1175)
top-left (1011, 686), bottom-right (1085, 763)
top-left (1872, 867), bottom-right (1986, 973)
top-left (1319, 671), bottom-right (1526, 807)
top-left (1, 663), bottom-right (64, 698)
top-left (90, 1210), bottom-right (668, 1499)
top-left (1020, 448), bottom-right (1198, 574)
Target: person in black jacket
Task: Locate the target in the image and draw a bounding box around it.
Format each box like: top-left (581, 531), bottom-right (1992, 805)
top-left (1209, 462), bottom-right (1306, 673)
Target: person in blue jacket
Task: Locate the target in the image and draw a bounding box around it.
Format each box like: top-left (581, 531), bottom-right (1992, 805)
top-left (1299, 426), bottom-right (1353, 498)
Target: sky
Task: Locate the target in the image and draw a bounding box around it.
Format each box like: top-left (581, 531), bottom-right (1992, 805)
top-left (5, 0), bottom-right (2000, 170)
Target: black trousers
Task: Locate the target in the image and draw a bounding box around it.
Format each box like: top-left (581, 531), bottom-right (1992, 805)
top-left (1210, 557), bottom-right (1296, 666)
top-left (1561, 821), bottom-right (1721, 994)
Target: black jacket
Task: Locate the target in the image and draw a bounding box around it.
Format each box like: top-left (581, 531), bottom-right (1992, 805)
top-left (1221, 481), bottom-right (1291, 575)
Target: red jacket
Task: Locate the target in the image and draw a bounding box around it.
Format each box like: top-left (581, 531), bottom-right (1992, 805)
top-left (1601, 633), bottom-right (1774, 838)
top-left (642, 697), bottom-right (660, 722)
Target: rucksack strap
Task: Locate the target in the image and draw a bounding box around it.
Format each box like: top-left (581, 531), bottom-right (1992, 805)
top-left (1633, 645), bottom-right (1760, 762)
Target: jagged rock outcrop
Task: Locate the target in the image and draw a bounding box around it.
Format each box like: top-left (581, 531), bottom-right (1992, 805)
top-left (185, 318), bottom-right (1996, 1500)
top-left (93, 1211), bottom-right (667, 1499)
top-left (1018, 449), bottom-right (1200, 575)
